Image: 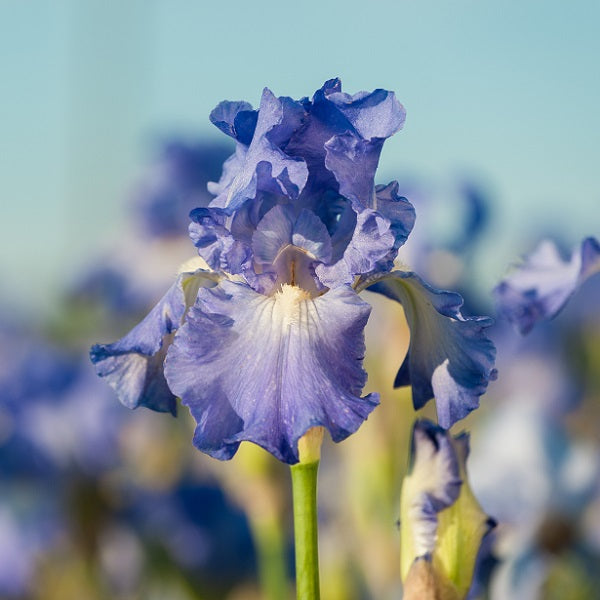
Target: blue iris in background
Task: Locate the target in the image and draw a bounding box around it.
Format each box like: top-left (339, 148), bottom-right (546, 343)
top-left (132, 139), bottom-right (233, 239)
top-left (91, 79), bottom-right (497, 464)
top-left (494, 236), bottom-right (600, 334)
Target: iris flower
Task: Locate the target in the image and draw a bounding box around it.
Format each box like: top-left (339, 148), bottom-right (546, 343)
top-left (469, 399), bottom-right (600, 599)
top-left (91, 79), bottom-right (496, 464)
top-left (133, 139), bottom-right (232, 239)
top-left (494, 236), bottom-right (600, 334)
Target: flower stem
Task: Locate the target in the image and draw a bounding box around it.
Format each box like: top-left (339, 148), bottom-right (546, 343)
top-left (290, 458), bottom-right (321, 600)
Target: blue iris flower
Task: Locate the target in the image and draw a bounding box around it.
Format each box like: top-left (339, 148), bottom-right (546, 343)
top-left (65, 139), bottom-right (235, 322)
top-left (0, 495), bottom-right (63, 597)
top-left (91, 79), bottom-right (497, 464)
top-left (494, 236), bottom-right (600, 334)
top-left (0, 328), bottom-right (129, 478)
top-left (469, 396), bottom-right (600, 599)
top-left (129, 480), bottom-right (255, 586)
top-left (133, 139), bottom-right (233, 239)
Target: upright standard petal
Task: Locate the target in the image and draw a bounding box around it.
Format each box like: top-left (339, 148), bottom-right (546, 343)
top-left (494, 237), bottom-right (600, 334)
top-left (164, 280), bottom-right (379, 463)
top-left (365, 271), bottom-right (496, 429)
top-left (286, 79), bottom-right (404, 195)
top-left (374, 181), bottom-right (416, 251)
top-left (90, 270), bottom-right (219, 414)
top-left (324, 133), bottom-right (385, 209)
top-left (209, 100), bottom-right (257, 145)
top-left (326, 85), bottom-right (406, 140)
top-left (209, 89), bottom-right (308, 213)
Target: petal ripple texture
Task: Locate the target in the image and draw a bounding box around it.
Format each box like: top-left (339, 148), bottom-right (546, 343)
top-left (90, 270), bottom-right (218, 415)
top-left (203, 78), bottom-right (416, 288)
top-left (368, 272), bottom-right (497, 429)
top-left (165, 281), bottom-right (378, 463)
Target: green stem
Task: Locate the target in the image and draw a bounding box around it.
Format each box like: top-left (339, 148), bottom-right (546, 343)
top-left (291, 459), bottom-right (321, 600)
top-left (249, 512), bottom-right (289, 600)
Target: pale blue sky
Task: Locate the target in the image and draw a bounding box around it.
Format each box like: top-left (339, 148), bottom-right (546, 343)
top-left (1, 0), bottom-right (599, 314)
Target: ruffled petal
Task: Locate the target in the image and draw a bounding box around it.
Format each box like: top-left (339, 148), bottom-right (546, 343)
top-left (316, 209), bottom-right (396, 286)
top-left (314, 182), bottom-right (415, 286)
top-left (366, 271), bottom-right (497, 429)
top-left (494, 237), bottom-right (600, 334)
top-left (207, 144), bottom-right (248, 199)
top-left (324, 133), bottom-right (384, 209)
top-left (90, 270), bottom-right (219, 415)
top-left (326, 85), bottom-right (406, 140)
top-left (205, 80), bottom-right (410, 293)
top-left (188, 207), bottom-right (231, 269)
top-left (209, 89), bottom-right (308, 213)
top-left (374, 181), bottom-right (416, 251)
top-left (209, 100), bottom-right (257, 145)
top-left (164, 280), bottom-right (378, 463)
top-left (285, 80), bottom-right (404, 195)
top-left (189, 207), bottom-right (252, 275)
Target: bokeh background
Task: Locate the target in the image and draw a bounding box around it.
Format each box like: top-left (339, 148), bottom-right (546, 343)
top-left (1, 1), bottom-right (599, 599)
top-left (2, 0), bottom-right (598, 314)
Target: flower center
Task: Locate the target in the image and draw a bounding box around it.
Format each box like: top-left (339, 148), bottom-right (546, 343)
top-left (273, 284), bottom-right (312, 326)
top-left (272, 245), bottom-right (321, 296)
